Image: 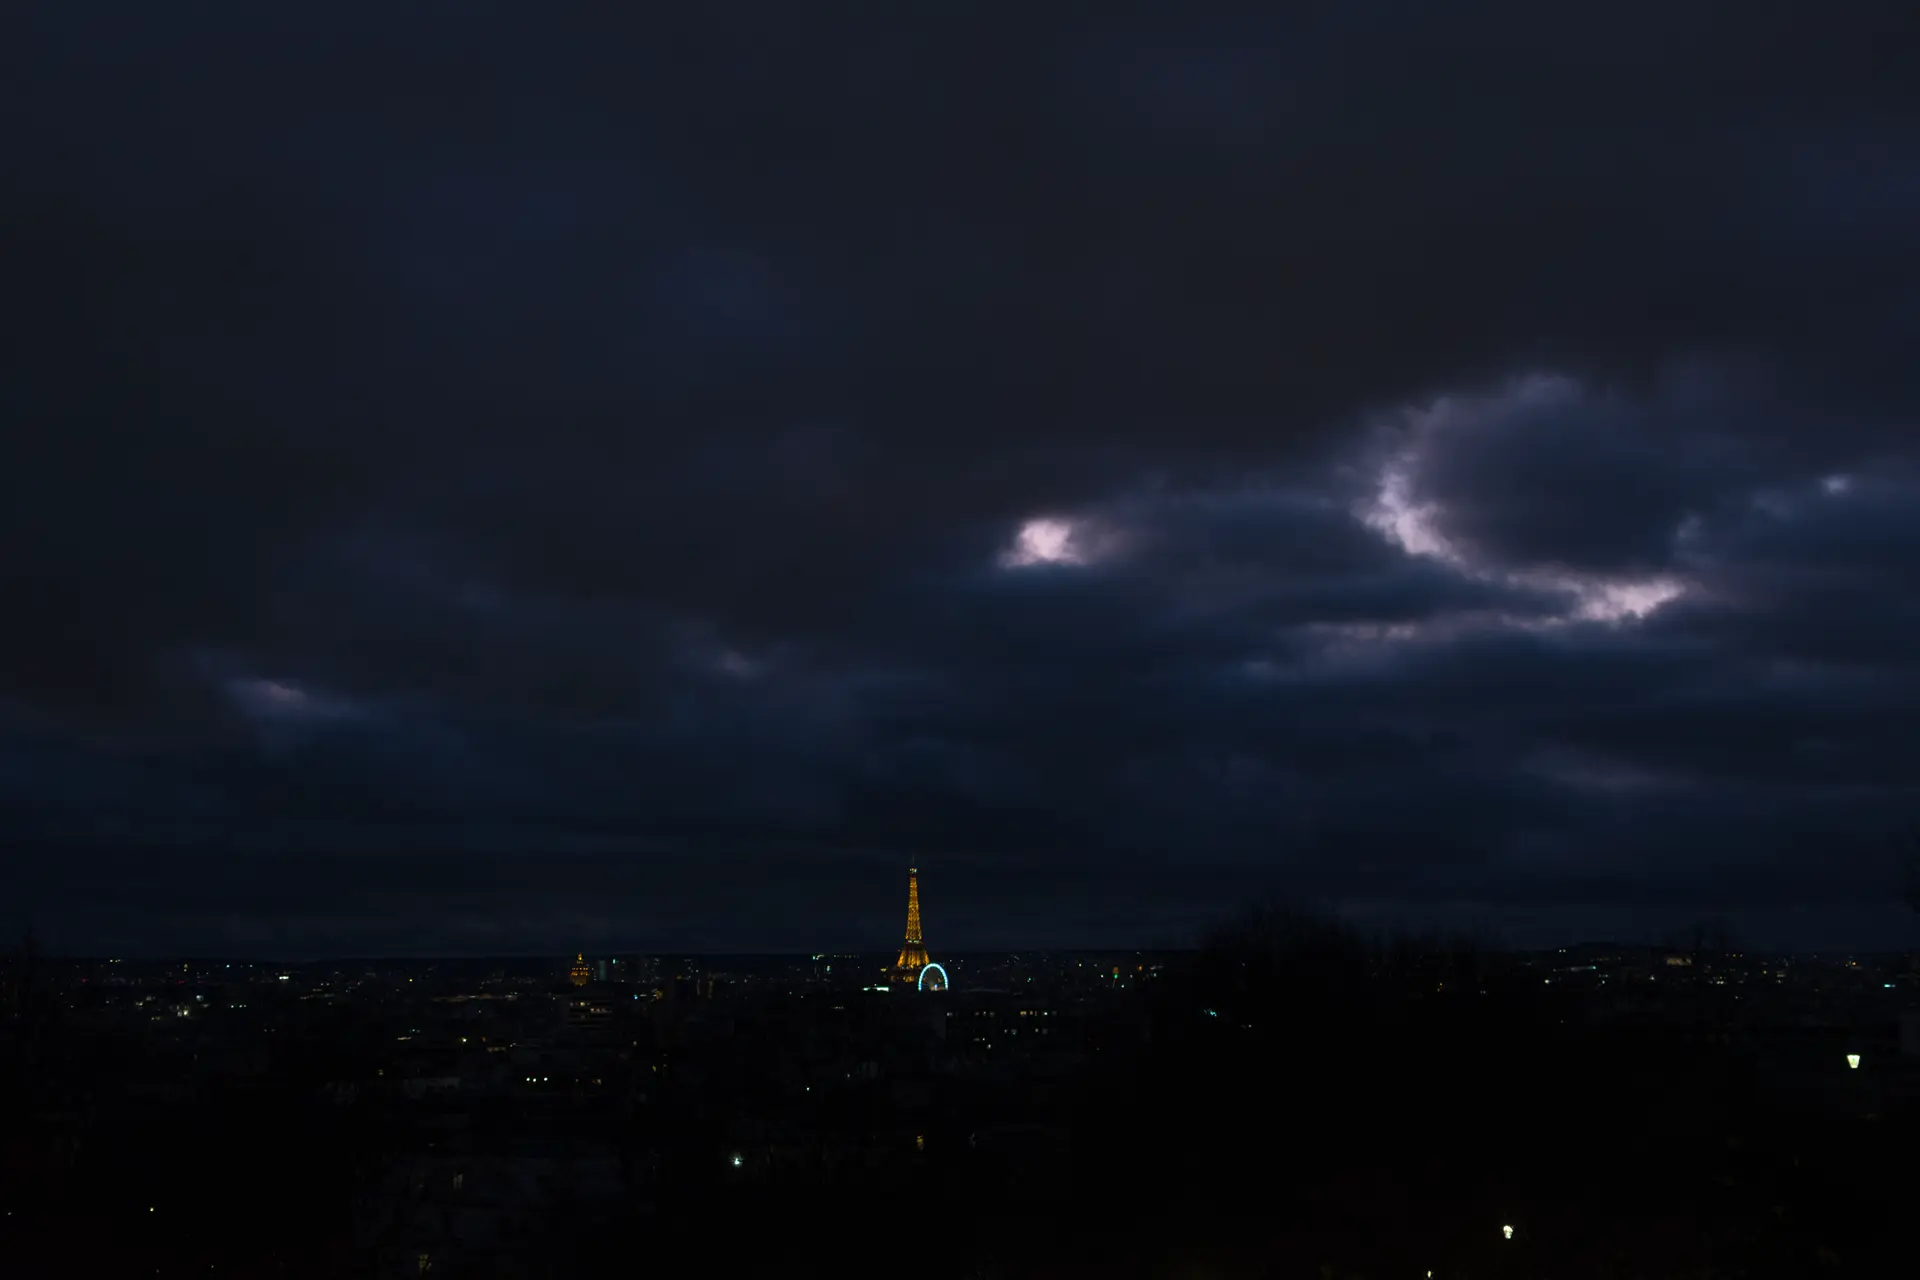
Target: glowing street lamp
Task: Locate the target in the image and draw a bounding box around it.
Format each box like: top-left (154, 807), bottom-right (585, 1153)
top-left (1502, 1225), bottom-right (1514, 1240)
top-left (1846, 1053), bottom-right (1861, 1070)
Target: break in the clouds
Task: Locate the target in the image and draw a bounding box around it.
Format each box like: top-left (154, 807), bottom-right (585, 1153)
top-left (1358, 375), bottom-right (1694, 630)
top-left (3, 1), bottom-right (1919, 955)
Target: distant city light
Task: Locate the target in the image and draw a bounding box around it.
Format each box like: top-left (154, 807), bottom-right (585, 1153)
top-left (730, 1153), bottom-right (743, 1167)
top-left (1502, 1225), bottom-right (1514, 1240)
top-left (1847, 1054), bottom-right (1861, 1070)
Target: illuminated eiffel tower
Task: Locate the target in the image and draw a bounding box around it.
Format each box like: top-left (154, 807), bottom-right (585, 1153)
top-left (892, 865), bottom-right (931, 984)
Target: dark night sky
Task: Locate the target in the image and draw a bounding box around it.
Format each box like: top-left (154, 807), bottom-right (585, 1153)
top-left (5, 3), bottom-right (1920, 957)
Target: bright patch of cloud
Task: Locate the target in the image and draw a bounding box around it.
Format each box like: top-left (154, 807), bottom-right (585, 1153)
top-left (1566, 577), bottom-right (1687, 623)
top-left (226, 676), bottom-right (372, 733)
top-left (1357, 379), bottom-right (1691, 633)
top-left (1364, 461), bottom-right (1453, 561)
top-left (252, 679), bottom-right (309, 709)
top-left (1000, 517), bottom-right (1093, 568)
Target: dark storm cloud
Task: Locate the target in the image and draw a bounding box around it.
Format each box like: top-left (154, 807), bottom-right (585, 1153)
top-left (5, 2), bottom-right (1920, 953)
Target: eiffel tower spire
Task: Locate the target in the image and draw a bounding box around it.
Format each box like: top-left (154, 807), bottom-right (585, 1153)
top-left (893, 865), bottom-right (930, 982)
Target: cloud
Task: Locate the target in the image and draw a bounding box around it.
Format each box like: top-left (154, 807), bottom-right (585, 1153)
top-left (1000, 517), bottom-right (1104, 569)
top-left (4, 2), bottom-right (1920, 951)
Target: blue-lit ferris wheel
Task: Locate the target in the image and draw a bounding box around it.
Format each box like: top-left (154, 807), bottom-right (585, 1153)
top-left (918, 962), bottom-right (948, 991)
